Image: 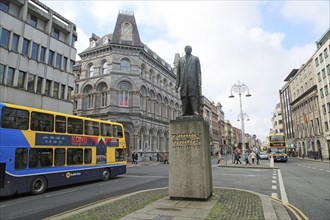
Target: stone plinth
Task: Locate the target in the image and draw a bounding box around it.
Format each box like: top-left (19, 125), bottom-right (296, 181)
top-left (169, 115), bottom-right (213, 200)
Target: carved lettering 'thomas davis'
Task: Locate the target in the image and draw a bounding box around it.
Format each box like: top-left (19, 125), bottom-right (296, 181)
top-left (171, 133), bottom-right (201, 149)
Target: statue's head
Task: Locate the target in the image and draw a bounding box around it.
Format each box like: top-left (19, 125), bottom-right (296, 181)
top-left (184, 45), bottom-right (192, 55)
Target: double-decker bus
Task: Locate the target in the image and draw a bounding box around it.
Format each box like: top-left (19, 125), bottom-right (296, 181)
top-left (0, 102), bottom-right (126, 196)
top-left (268, 134), bottom-right (288, 162)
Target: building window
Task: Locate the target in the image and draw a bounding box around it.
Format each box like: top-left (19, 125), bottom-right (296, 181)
top-left (30, 15), bottom-right (38, 27)
top-left (315, 57), bottom-right (319, 66)
top-left (323, 105), bottom-right (326, 115)
top-left (63, 57), bottom-right (68, 71)
top-left (31, 42), bottom-right (39, 61)
top-left (0, 28), bottom-right (10, 49)
top-left (48, 50), bottom-right (54, 66)
top-left (88, 64), bottom-right (94, 77)
top-left (319, 54), bottom-right (323, 63)
top-left (45, 79), bottom-right (51, 96)
top-left (325, 85), bottom-right (329, 96)
top-left (87, 94), bottom-right (93, 109)
top-left (17, 71), bottom-right (26, 89)
top-left (61, 84), bottom-right (65, 99)
top-left (22, 38), bottom-right (30, 57)
top-left (70, 60), bottom-right (75, 72)
top-left (119, 91), bottom-right (129, 106)
top-left (27, 74), bottom-right (35, 92)
top-left (324, 48), bottom-right (328, 58)
top-left (52, 28), bottom-right (60, 39)
top-left (7, 67), bottom-right (14, 86)
top-left (101, 61), bottom-right (108, 74)
top-left (39, 46), bottom-right (46, 63)
top-left (71, 34), bottom-right (77, 47)
top-left (53, 82), bottom-right (59, 98)
top-left (320, 88), bottom-right (324, 98)
top-left (0, 1), bottom-right (9, 12)
top-left (101, 91), bottom-right (107, 106)
top-left (325, 122), bottom-right (329, 132)
top-left (67, 86), bottom-right (73, 100)
top-left (317, 72), bottom-right (321, 82)
top-left (36, 76), bottom-right (43, 93)
top-left (120, 59), bottom-right (130, 73)
top-left (11, 34), bottom-right (19, 52)
top-left (56, 53), bottom-right (62, 69)
top-left (0, 64), bottom-right (5, 84)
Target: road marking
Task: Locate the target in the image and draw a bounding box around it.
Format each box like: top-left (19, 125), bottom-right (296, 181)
top-left (272, 185), bottom-right (277, 190)
top-left (271, 193), bottom-right (278, 199)
top-left (45, 189), bottom-right (77, 198)
top-left (319, 169), bottom-right (324, 171)
top-left (272, 176), bottom-right (276, 179)
top-left (277, 169), bottom-right (289, 204)
top-left (272, 180), bottom-right (276, 184)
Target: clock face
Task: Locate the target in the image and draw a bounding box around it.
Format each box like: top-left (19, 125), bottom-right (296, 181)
top-left (121, 24), bottom-right (132, 41)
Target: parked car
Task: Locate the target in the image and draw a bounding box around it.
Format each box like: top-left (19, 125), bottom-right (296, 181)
top-left (259, 152), bottom-right (268, 160)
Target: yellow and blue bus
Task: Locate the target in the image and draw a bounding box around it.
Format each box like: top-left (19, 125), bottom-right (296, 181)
top-left (268, 134), bottom-right (288, 162)
top-left (0, 102), bottom-right (126, 196)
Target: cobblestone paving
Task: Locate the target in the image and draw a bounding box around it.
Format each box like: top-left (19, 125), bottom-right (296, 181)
top-left (206, 189), bottom-right (264, 220)
top-left (62, 188), bottom-right (263, 220)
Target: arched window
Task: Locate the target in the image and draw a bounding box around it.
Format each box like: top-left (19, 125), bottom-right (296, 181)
top-left (101, 61), bottom-right (108, 75)
top-left (87, 64), bottom-right (94, 78)
top-left (83, 85), bottom-right (93, 110)
top-left (118, 81), bottom-right (132, 107)
top-left (96, 83), bottom-right (108, 107)
top-left (120, 59), bottom-right (130, 73)
top-left (140, 86), bottom-right (147, 111)
top-left (149, 91), bottom-right (155, 114)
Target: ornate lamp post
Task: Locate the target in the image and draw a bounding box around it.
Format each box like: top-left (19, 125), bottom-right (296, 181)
top-left (229, 81), bottom-right (251, 157)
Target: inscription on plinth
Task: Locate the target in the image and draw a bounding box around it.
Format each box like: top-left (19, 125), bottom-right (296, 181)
top-left (169, 116), bottom-right (213, 201)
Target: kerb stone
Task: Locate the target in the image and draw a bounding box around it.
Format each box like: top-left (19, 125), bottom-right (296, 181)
top-left (169, 116), bottom-right (213, 200)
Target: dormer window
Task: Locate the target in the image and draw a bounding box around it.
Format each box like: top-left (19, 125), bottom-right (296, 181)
top-left (103, 37), bottom-right (109, 45)
top-left (90, 40), bottom-right (96, 48)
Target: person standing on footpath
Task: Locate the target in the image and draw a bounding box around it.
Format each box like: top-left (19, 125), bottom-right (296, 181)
top-left (245, 152), bottom-right (251, 165)
top-left (175, 45), bottom-right (202, 116)
top-left (250, 151), bottom-right (256, 164)
top-left (131, 152), bottom-right (135, 164)
top-left (234, 151), bottom-right (242, 164)
top-left (134, 152), bottom-right (138, 164)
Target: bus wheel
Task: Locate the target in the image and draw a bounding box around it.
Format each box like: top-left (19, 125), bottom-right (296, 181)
top-left (30, 176), bottom-right (47, 195)
top-left (102, 169), bottom-right (111, 181)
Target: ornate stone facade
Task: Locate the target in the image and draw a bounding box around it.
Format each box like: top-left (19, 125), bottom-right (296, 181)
top-left (72, 12), bottom-right (181, 160)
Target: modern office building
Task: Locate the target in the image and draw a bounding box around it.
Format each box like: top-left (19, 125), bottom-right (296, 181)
top-left (72, 11), bottom-right (181, 160)
top-left (0, 0), bottom-right (78, 113)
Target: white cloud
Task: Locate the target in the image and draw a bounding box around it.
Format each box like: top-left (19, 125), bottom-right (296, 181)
top-left (39, 1), bottom-right (326, 141)
top-left (281, 1), bottom-right (330, 34)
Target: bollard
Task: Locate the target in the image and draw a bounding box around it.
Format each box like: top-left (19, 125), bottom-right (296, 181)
top-left (270, 156), bottom-right (274, 167)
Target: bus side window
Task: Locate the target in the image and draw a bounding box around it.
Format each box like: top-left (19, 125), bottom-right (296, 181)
top-left (31, 112), bottom-right (54, 132)
top-left (67, 148), bottom-right (83, 165)
top-left (15, 148), bottom-right (28, 169)
top-left (1, 107), bottom-right (29, 130)
top-left (55, 116), bottom-right (66, 133)
top-left (84, 148), bottom-right (92, 164)
top-left (68, 118), bottom-right (83, 134)
top-left (29, 148), bottom-right (53, 168)
top-left (55, 148), bottom-right (65, 166)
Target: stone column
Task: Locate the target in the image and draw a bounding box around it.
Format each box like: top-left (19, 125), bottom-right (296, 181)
top-left (169, 115), bottom-right (212, 200)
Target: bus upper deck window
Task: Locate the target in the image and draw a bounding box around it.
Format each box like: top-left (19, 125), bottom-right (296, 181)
top-left (1, 107), bottom-right (29, 130)
top-left (55, 116), bottom-right (66, 133)
top-left (31, 112), bottom-right (54, 132)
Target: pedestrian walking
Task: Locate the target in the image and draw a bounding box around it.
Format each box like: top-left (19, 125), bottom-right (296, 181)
top-left (163, 153), bottom-right (169, 164)
top-left (217, 151), bottom-right (222, 164)
top-left (250, 151), bottom-right (256, 164)
top-left (256, 152), bottom-right (260, 165)
top-left (131, 152), bottom-right (135, 164)
top-left (245, 152), bottom-right (251, 165)
top-left (134, 152), bottom-right (138, 164)
top-left (234, 152), bottom-right (242, 164)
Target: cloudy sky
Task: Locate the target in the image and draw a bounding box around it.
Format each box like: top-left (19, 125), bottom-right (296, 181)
top-left (41, 0), bottom-right (329, 141)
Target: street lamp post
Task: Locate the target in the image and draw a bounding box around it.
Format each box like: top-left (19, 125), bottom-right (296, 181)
top-left (229, 81), bottom-right (251, 157)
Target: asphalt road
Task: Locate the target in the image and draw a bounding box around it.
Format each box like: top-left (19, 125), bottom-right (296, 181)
top-left (0, 157), bottom-right (328, 220)
top-left (276, 158), bottom-right (330, 220)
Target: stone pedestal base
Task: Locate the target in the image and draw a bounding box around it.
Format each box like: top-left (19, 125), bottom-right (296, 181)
top-left (169, 115), bottom-right (213, 200)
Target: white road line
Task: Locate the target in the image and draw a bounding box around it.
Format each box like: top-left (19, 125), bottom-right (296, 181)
top-left (278, 169), bottom-right (289, 204)
top-left (272, 180), bottom-right (276, 184)
top-left (272, 185), bottom-right (277, 190)
top-left (45, 189), bottom-right (77, 197)
top-left (272, 176), bottom-right (276, 179)
top-left (319, 169), bottom-right (324, 171)
top-left (271, 193), bottom-right (278, 199)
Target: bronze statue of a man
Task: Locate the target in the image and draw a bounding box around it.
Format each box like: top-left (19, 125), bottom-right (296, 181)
top-left (175, 45), bottom-right (201, 116)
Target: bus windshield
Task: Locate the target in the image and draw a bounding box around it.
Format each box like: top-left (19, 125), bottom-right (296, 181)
top-left (269, 148), bottom-right (286, 154)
